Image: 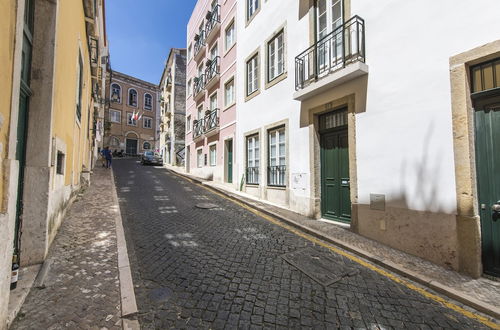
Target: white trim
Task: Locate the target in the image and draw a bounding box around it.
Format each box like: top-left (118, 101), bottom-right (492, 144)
top-left (109, 109), bottom-right (121, 123)
top-left (219, 120), bottom-right (236, 131)
top-left (220, 60), bottom-right (236, 77)
top-left (111, 82), bottom-right (122, 103)
top-left (223, 76), bottom-right (235, 108)
top-left (143, 92), bottom-right (153, 111)
top-left (127, 88), bottom-right (138, 107)
top-left (142, 116), bottom-right (153, 129)
top-left (221, 2), bottom-right (237, 25)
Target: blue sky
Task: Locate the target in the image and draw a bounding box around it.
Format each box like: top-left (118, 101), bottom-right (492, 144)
top-left (106, 0), bottom-right (197, 85)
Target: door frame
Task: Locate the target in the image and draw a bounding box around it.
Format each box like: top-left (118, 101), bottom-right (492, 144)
top-left (449, 40), bottom-right (500, 278)
top-left (224, 138), bottom-right (233, 184)
top-left (319, 115), bottom-right (350, 223)
top-left (125, 138), bottom-right (138, 155)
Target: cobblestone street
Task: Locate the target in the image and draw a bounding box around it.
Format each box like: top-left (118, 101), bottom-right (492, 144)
top-left (114, 159), bottom-right (499, 329)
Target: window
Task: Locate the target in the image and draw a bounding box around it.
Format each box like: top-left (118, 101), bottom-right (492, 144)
top-left (110, 110), bottom-right (121, 123)
top-left (188, 44), bottom-right (192, 60)
top-left (127, 112), bottom-right (137, 126)
top-left (197, 105), bottom-right (204, 119)
top-left (56, 152), bottom-right (65, 175)
top-left (247, 0), bottom-right (259, 20)
top-left (246, 54), bottom-right (259, 96)
top-left (210, 43), bottom-right (218, 60)
top-left (209, 144), bottom-right (216, 166)
top-left (268, 31), bottom-right (285, 82)
top-left (225, 21), bottom-right (235, 51)
top-left (144, 93), bottom-right (153, 110)
top-left (197, 149), bottom-right (203, 167)
top-left (246, 135), bottom-right (259, 184)
top-left (143, 142), bottom-right (151, 150)
top-left (209, 93), bottom-right (217, 110)
top-left (224, 78), bottom-right (235, 106)
top-left (76, 54), bottom-right (83, 121)
top-left (187, 115), bottom-right (191, 131)
top-left (143, 116), bottom-right (152, 129)
top-left (187, 79), bottom-right (192, 96)
top-left (128, 89), bottom-right (138, 107)
top-left (111, 83), bottom-right (121, 103)
top-left (268, 127), bottom-right (286, 186)
top-left (110, 137), bottom-right (120, 147)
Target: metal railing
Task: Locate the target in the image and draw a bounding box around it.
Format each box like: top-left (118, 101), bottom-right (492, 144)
top-left (205, 56), bottom-right (220, 83)
top-left (193, 74), bottom-right (206, 96)
top-left (89, 36), bottom-right (99, 65)
top-left (205, 5), bottom-right (221, 37)
top-left (246, 167), bottom-right (259, 185)
top-left (268, 165), bottom-right (286, 186)
top-left (194, 30), bottom-right (206, 56)
top-left (204, 108), bottom-right (219, 133)
top-left (193, 119), bottom-right (204, 139)
top-left (295, 15), bottom-right (365, 90)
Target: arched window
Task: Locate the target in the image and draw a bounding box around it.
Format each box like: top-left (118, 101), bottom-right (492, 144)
top-left (143, 141), bottom-right (151, 150)
top-left (111, 83), bottom-right (121, 103)
top-left (128, 89), bottom-right (138, 107)
top-left (144, 93), bottom-right (153, 110)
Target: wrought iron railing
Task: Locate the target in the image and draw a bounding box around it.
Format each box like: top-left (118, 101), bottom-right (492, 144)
top-left (193, 119), bottom-right (204, 139)
top-left (193, 74), bottom-right (206, 96)
top-left (295, 15), bottom-right (365, 90)
top-left (204, 109), bottom-right (219, 133)
top-left (205, 5), bottom-right (221, 37)
top-left (268, 165), bottom-right (286, 186)
top-left (246, 167), bottom-right (259, 185)
top-left (205, 56), bottom-right (220, 83)
top-left (194, 30), bottom-right (206, 56)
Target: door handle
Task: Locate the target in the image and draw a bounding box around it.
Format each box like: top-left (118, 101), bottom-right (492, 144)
top-left (492, 201), bottom-right (500, 213)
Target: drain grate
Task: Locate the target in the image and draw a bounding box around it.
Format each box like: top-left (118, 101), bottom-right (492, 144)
top-left (195, 203), bottom-right (218, 209)
top-left (281, 247), bottom-right (359, 286)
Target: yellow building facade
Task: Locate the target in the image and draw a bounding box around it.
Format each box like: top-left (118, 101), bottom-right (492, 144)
top-left (0, 0), bottom-right (108, 328)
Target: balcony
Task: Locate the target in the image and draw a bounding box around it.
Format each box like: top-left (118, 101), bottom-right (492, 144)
top-left (193, 30), bottom-right (206, 62)
top-left (205, 5), bottom-right (221, 44)
top-left (193, 74), bottom-right (206, 101)
top-left (204, 56), bottom-right (220, 90)
top-left (293, 15), bottom-right (368, 101)
top-left (193, 118), bottom-right (204, 142)
top-left (203, 109), bottom-right (220, 138)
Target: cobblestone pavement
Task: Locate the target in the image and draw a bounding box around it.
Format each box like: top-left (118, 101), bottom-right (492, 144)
top-left (114, 159), bottom-right (497, 329)
top-left (11, 167), bottom-right (122, 330)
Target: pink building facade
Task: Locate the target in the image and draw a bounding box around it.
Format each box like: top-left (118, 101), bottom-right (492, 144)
top-left (185, 0), bottom-right (237, 185)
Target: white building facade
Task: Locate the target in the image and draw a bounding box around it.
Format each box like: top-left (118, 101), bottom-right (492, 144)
top-left (234, 0), bottom-right (500, 278)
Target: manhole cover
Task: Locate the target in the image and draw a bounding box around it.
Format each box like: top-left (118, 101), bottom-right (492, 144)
top-left (149, 287), bottom-right (173, 303)
top-left (195, 203), bottom-right (218, 209)
top-left (281, 247), bottom-right (359, 286)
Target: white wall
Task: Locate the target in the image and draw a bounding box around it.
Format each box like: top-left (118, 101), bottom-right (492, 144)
top-left (236, 0), bottom-right (311, 211)
top-left (352, 0), bottom-right (500, 213)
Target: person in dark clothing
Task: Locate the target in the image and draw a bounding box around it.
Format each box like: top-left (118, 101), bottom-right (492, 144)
top-left (101, 146), bottom-right (112, 168)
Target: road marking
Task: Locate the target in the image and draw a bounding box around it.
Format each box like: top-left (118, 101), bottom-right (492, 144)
top-left (170, 171), bottom-right (500, 329)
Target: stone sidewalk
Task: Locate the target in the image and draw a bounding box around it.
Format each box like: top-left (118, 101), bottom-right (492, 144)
top-left (10, 167), bottom-right (137, 329)
top-left (165, 165), bottom-right (500, 321)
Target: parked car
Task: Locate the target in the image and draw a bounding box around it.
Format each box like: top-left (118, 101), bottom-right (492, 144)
top-left (141, 151), bottom-right (163, 166)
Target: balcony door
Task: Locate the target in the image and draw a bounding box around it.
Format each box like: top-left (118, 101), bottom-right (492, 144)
top-left (316, 0), bottom-right (343, 73)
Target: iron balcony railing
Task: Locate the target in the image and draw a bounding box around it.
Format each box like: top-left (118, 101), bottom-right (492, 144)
top-left (193, 74), bottom-right (206, 96)
top-left (193, 119), bottom-right (204, 139)
top-left (205, 56), bottom-right (220, 83)
top-left (205, 4), bottom-right (221, 37)
top-left (194, 30), bottom-right (206, 56)
top-left (295, 15), bottom-right (365, 90)
top-left (268, 165), bottom-right (286, 187)
top-left (204, 108), bottom-right (219, 133)
top-left (246, 167), bottom-right (259, 185)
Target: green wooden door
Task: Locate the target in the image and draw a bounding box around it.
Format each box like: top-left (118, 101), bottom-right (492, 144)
top-left (475, 97), bottom-right (500, 277)
top-left (320, 128), bottom-right (350, 222)
top-left (227, 140), bottom-right (233, 183)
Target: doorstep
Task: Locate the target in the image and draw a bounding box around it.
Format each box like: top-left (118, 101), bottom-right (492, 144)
top-left (167, 168), bottom-right (500, 320)
top-left (7, 264), bottom-right (41, 327)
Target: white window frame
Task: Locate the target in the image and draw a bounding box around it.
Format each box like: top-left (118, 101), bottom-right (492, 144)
top-left (246, 135), bottom-right (260, 184)
top-left (224, 78), bottom-right (235, 107)
top-left (187, 115), bottom-right (191, 132)
top-left (111, 83), bottom-right (122, 103)
top-left (128, 88), bottom-right (138, 107)
top-left (110, 109), bottom-right (121, 123)
top-left (209, 144), bottom-right (217, 166)
top-left (144, 93), bottom-right (153, 110)
top-left (127, 112), bottom-right (137, 126)
top-left (209, 92), bottom-right (218, 111)
top-left (187, 79), bottom-right (192, 96)
top-left (247, 0), bottom-right (259, 21)
top-left (197, 104), bottom-right (204, 119)
top-left (268, 127), bottom-right (286, 186)
top-left (143, 116), bottom-right (153, 129)
top-left (197, 148), bottom-right (203, 168)
top-left (246, 54), bottom-right (259, 96)
top-left (225, 21), bottom-right (235, 51)
top-left (267, 30), bottom-right (285, 82)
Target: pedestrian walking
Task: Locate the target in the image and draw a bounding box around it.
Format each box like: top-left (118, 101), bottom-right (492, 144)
top-left (102, 146), bottom-right (112, 169)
